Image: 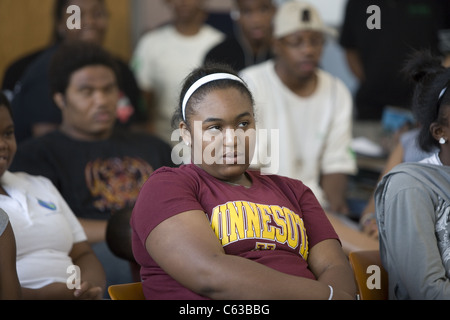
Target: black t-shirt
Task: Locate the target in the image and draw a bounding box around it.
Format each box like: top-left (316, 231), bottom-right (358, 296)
top-left (204, 36), bottom-right (273, 72)
top-left (340, 0), bottom-right (450, 120)
top-left (10, 44), bottom-right (147, 144)
top-left (1, 48), bottom-right (45, 93)
top-left (10, 130), bottom-right (175, 220)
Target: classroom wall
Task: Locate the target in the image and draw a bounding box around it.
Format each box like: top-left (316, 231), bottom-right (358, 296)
top-left (0, 0), bottom-right (131, 89)
top-left (0, 0), bottom-right (355, 93)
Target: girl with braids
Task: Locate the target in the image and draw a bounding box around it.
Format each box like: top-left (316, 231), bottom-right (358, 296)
top-left (375, 51), bottom-right (450, 299)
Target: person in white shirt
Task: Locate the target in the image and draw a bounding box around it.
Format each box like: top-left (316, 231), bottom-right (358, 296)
top-left (240, 0), bottom-right (356, 214)
top-left (0, 92), bottom-right (105, 300)
top-left (420, 153), bottom-right (443, 165)
top-left (131, 0), bottom-right (225, 144)
top-left (0, 208), bottom-right (21, 299)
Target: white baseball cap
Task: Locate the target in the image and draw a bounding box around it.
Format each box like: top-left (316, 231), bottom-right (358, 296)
top-left (273, 0), bottom-right (337, 39)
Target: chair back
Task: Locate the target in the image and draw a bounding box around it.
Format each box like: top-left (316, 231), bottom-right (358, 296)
top-left (108, 282), bottom-right (145, 300)
top-left (348, 250), bottom-right (388, 300)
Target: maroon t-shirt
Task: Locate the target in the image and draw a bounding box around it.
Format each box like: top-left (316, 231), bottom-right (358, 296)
top-left (131, 164), bottom-right (339, 300)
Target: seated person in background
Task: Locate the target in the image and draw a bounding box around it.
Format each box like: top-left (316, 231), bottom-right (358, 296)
top-left (10, 0), bottom-right (146, 144)
top-left (240, 1), bottom-right (357, 215)
top-left (359, 53), bottom-right (450, 239)
top-left (204, 0), bottom-right (276, 71)
top-left (375, 51), bottom-right (450, 299)
top-left (0, 92), bottom-right (105, 300)
top-left (131, 63), bottom-right (356, 300)
top-left (10, 42), bottom-right (174, 293)
top-left (130, 0), bottom-right (224, 144)
top-left (340, 0), bottom-right (450, 148)
top-left (0, 208), bottom-right (21, 300)
top-left (359, 127), bottom-right (437, 239)
top-left (1, 0), bottom-right (66, 97)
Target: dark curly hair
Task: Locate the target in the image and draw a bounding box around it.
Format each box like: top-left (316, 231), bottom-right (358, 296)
top-left (403, 50), bottom-right (450, 152)
top-left (49, 41), bottom-right (120, 96)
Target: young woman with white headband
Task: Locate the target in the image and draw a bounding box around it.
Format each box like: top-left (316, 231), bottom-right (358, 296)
top-left (375, 51), bottom-right (450, 299)
top-left (130, 64), bottom-right (356, 300)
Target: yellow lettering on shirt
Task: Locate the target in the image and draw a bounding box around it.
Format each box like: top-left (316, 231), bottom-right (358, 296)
top-left (282, 207), bottom-right (296, 248)
top-left (209, 201), bottom-right (308, 259)
top-left (270, 205), bottom-right (287, 243)
top-left (243, 201), bottom-right (261, 239)
top-left (227, 202), bottom-right (246, 243)
top-left (257, 204), bottom-right (275, 239)
top-left (210, 204), bottom-right (227, 245)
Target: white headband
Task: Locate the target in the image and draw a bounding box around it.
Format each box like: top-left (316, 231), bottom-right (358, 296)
top-left (437, 86), bottom-right (448, 112)
top-left (182, 73), bottom-right (246, 121)
top-left (439, 87), bottom-right (447, 101)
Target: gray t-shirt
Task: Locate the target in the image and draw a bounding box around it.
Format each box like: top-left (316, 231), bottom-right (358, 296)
top-left (0, 208), bottom-right (9, 236)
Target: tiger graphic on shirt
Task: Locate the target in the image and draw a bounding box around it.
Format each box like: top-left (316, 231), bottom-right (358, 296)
top-left (85, 157), bottom-right (154, 212)
top-left (209, 200), bottom-right (309, 260)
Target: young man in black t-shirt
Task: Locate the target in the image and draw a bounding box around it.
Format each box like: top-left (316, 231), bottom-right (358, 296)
top-left (10, 42), bottom-right (174, 295)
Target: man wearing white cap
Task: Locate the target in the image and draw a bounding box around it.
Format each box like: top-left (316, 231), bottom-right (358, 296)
top-left (240, 0), bottom-right (357, 215)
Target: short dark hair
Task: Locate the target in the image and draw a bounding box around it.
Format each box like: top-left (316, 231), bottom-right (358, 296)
top-left (49, 41), bottom-right (120, 95)
top-left (403, 50), bottom-right (450, 152)
top-left (172, 63), bottom-right (254, 128)
top-left (0, 91), bottom-right (12, 117)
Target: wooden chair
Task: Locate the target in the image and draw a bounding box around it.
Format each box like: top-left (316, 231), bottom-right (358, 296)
top-left (108, 282), bottom-right (145, 300)
top-left (348, 250), bottom-right (389, 300)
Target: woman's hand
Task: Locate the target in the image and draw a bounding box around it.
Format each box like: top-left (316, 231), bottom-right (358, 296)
top-left (73, 280), bottom-right (104, 300)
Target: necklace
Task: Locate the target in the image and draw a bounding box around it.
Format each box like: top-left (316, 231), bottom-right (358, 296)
top-left (222, 173), bottom-right (252, 188)
top-left (224, 181), bottom-right (250, 188)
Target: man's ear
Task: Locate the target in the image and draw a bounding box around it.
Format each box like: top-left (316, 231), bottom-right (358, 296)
top-left (179, 121), bottom-right (192, 146)
top-left (53, 93), bottom-right (65, 111)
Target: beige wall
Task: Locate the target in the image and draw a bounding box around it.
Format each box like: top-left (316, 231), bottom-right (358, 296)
top-left (0, 0), bottom-right (233, 88)
top-left (0, 0), bottom-right (132, 88)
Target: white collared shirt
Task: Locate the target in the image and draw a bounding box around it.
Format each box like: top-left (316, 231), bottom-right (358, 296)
top-left (419, 153), bottom-right (443, 166)
top-left (0, 171), bottom-right (86, 289)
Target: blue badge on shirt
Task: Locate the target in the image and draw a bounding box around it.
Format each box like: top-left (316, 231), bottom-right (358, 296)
top-left (38, 199), bottom-right (57, 211)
